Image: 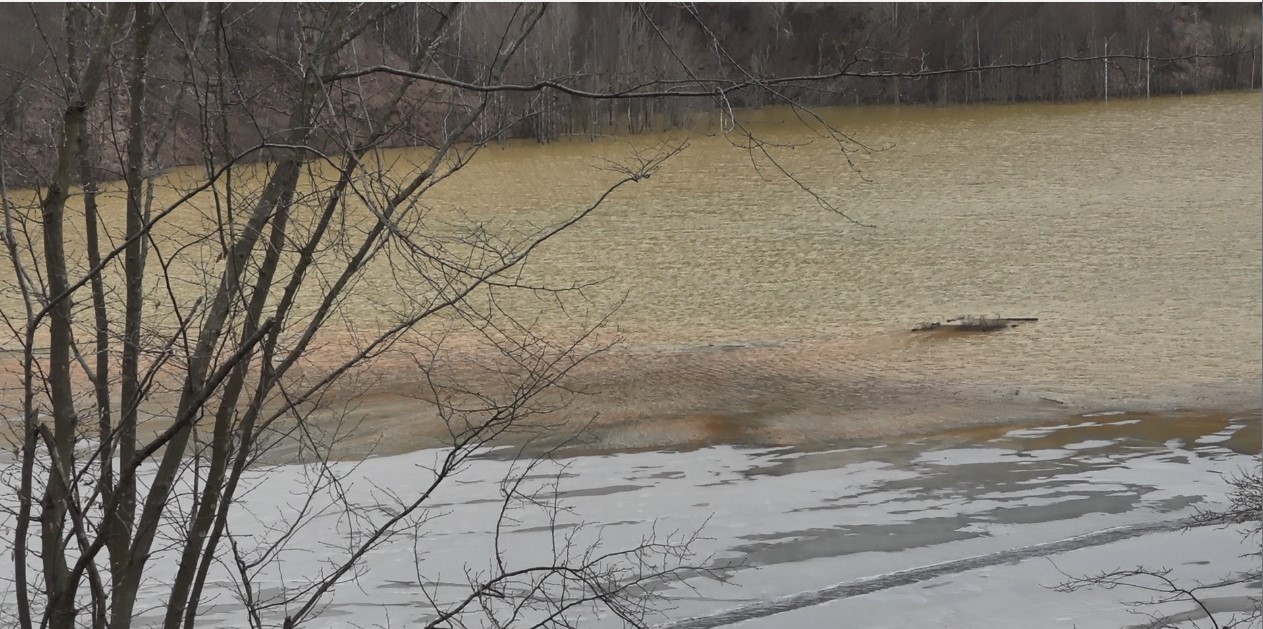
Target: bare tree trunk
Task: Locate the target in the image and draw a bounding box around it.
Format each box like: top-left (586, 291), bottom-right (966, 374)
top-left (2, 136), bottom-right (39, 629)
top-left (976, 22), bottom-right (983, 101)
top-left (1146, 32), bottom-right (1152, 98)
top-left (76, 89), bottom-right (114, 629)
top-left (1193, 8), bottom-right (1201, 91)
top-left (1250, 48), bottom-right (1256, 90)
top-left (39, 6), bottom-right (129, 628)
top-left (1104, 37), bottom-right (1109, 102)
top-left (109, 8), bottom-right (156, 621)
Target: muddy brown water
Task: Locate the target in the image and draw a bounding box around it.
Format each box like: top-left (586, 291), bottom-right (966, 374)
top-left (1, 93), bottom-right (1259, 455)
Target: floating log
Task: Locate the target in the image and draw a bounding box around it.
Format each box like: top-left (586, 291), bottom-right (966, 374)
top-left (912, 316), bottom-right (1039, 332)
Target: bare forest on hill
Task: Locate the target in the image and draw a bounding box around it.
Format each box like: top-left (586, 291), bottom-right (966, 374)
top-left (0, 3), bottom-right (1259, 182)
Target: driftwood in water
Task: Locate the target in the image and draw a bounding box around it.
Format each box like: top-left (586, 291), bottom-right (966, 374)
top-left (912, 316), bottom-right (1039, 332)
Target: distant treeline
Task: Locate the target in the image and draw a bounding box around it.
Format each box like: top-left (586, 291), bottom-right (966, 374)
top-left (0, 3), bottom-right (1258, 179)
top-left (505, 3), bottom-right (1262, 141)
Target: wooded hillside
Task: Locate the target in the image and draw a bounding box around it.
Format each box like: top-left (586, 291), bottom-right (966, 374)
top-left (1, 3), bottom-right (1258, 181)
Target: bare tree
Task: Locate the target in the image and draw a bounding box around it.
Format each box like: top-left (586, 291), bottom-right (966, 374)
top-left (0, 4), bottom-right (807, 628)
top-left (0, 4), bottom-right (702, 628)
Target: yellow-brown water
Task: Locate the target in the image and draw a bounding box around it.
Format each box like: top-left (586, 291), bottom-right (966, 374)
top-left (2, 93), bottom-right (1260, 453)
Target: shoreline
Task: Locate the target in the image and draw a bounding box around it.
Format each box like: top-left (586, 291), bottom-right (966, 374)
top-left (3, 329), bottom-right (1257, 462)
top-left (255, 366), bottom-right (1260, 462)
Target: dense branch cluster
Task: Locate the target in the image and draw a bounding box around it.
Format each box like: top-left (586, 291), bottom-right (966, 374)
top-left (0, 5), bottom-right (721, 628)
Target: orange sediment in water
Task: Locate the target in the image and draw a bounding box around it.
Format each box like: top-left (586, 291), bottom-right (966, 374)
top-left (2, 94), bottom-right (1259, 460)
